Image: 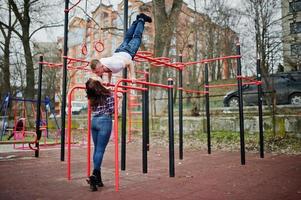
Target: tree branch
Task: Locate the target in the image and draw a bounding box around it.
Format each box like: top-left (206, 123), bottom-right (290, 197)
top-left (8, 0), bottom-right (24, 24)
top-left (0, 21), bottom-right (22, 38)
top-left (29, 24), bottom-right (63, 39)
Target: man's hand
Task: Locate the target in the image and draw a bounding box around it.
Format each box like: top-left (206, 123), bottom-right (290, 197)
top-left (131, 78), bottom-right (137, 84)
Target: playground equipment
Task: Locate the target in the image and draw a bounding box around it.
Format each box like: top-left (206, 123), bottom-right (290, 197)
top-left (0, 94), bottom-right (60, 149)
top-left (127, 70), bottom-right (148, 142)
top-left (49, 0), bottom-right (267, 193)
top-left (65, 79), bottom-right (175, 192)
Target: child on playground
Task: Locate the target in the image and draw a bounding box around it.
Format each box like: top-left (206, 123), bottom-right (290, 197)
top-left (85, 78), bottom-right (114, 191)
top-left (90, 13), bottom-right (152, 83)
top-left (7, 118), bottom-right (24, 140)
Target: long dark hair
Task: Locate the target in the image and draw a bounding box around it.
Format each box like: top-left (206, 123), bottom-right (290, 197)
top-left (85, 78), bottom-right (111, 107)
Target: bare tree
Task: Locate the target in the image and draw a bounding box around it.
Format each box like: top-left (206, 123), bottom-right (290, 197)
top-left (243, 0), bottom-right (282, 75)
top-left (0, 1), bottom-right (17, 97)
top-left (151, 0), bottom-right (183, 83)
top-left (0, 0), bottom-right (63, 99)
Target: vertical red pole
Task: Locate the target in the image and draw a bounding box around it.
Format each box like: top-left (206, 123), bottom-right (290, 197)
top-left (114, 85), bottom-right (120, 191)
top-left (87, 100), bottom-right (91, 177)
top-left (67, 94), bottom-right (72, 180)
top-left (22, 101), bottom-right (26, 148)
top-left (13, 103), bottom-right (18, 149)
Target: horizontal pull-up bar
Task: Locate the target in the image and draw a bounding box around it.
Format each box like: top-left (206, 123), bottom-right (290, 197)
top-left (135, 53), bottom-right (181, 70)
top-left (115, 79), bottom-right (173, 89)
top-left (184, 55), bottom-right (241, 66)
top-left (103, 82), bottom-right (148, 92)
top-left (178, 88), bottom-right (208, 94)
top-left (63, 56), bottom-right (89, 65)
top-left (204, 81), bottom-right (262, 88)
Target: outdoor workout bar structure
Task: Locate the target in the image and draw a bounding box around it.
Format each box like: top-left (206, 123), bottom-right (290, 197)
top-left (58, 1), bottom-right (266, 188)
top-left (198, 42), bottom-right (264, 164)
top-left (66, 84), bottom-right (144, 180)
top-left (134, 51), bottom-right (186, 161)
top-left (113, 79), bottom-right (175, 191)
top-left (65, 79), bottom-right (176, 192)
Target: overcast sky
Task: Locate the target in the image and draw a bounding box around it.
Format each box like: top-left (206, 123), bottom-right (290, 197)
top-left (33, 0), bottom-right (241, 42)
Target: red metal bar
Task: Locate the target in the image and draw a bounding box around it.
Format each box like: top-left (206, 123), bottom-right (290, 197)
top-left (204, 81), bottom-right (262, 88)
top-left (136, 51), bottom-right (153, 57)
top-left (63, 56), bottom-right (89, 65)
top-left (87, 100), bottom-right (91, 177)
top-left (67, 85), bottom-right (86, 180)
top-left (67, 65), bottom-right (91, 72)
top-left (178, 88), bottom-right (208, 94)
top-left (236, 75), bottom-right (261, 84)
top-left (64, 0), bottom-right (81, 12)
top-left (113, 82), bottom-right (120, 192)
top-left (184, 55), bottom-right (242, 66)
top-left (113, 79), bottom-right (173, 191)
top-left (135, 54), bottom-right (180, 70)
top-left (103, 82), bottom-right (149, 91)
top-left (39, 61), bottom-right (63, 68)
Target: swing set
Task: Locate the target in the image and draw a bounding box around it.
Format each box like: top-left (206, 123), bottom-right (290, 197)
top-left (0, 94), bottom-right (60, 150)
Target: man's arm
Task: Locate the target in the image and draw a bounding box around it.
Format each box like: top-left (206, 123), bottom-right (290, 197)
top-left (108, 72), bottom-right (112, 83)
top-left (127, 61), bottom-right (136, 80)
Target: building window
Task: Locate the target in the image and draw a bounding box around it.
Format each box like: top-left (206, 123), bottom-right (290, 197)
top-left (103, 12), bottom-right (109, 18)
top-left (291, 43), bottom-right (301, 56)
top-left (289, 1), bottom-right (301, 13)
top-left (290, 22), bottom-right (301, 34)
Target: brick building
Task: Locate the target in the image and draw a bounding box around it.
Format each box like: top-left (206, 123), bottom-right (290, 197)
top-left (282, 0), bottom-right (301, 71)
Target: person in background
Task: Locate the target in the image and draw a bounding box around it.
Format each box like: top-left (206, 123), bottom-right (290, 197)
top-left (7, 118), bottom-right (24, 140)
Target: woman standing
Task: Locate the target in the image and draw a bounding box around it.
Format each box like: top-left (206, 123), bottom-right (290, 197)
top-left (85, 78), bottom-right (114, 191)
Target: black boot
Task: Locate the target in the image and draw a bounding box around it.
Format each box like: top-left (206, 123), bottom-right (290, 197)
top-left (93, 169), bottom-right (104, 187)
top-left (137, 13), bottom-right (152, 23)
top-left (87, 175), bottom-right (98, 192)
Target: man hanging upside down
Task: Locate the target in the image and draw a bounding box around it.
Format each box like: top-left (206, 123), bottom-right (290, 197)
top-left (90, 13), bottom-right (152, 83)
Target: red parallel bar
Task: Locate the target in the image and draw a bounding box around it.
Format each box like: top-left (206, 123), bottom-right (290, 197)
top-left (134, 80), bottom-right (173, 89)
top-left (178, 88), bottom-right (208, 94)
top-left (136, 51), bottom-right (153, 57)
top-left (242, 81), bottom-right (262, 86)
top-left (184, 55), bottom-right (242, 66)
top-left (113, 79), bottom-right (173, 191)
top-left (135, 54), bottom-right (180, 70)
top-left (39, 61), bottom-right (63, 68)
top-left (63, 56), bottom-right (90, 66)
top-left (237, 75), bottom-right (258, 82)
top-left (204, 81), bottom-right (262, 88)
top-left (67, 85), bottom-right (86, 180)
top-left (87, 100), bottom-right (91, 178)
top-left (104, 82), bottom-right (149, 91)
top-left (67, 65), bottom-right (91, 72)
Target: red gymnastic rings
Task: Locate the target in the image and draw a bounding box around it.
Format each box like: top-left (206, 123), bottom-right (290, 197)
top-left (94, 41), bottom-right (104, 53)
top-left (81, 43), bottom-right (87, 56)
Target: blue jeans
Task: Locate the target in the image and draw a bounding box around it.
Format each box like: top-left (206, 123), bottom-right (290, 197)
top-left (91, 115), bottom-right (112, 170)
top-left (115, 19), bottom-right (145, 59)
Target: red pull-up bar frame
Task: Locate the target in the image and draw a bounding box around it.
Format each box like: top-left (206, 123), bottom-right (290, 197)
top-left (113, 79), bottom-right (173, 192)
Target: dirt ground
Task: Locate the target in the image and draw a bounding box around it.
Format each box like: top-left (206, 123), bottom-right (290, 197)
top-left (0, 138), bottom-right (301, 200)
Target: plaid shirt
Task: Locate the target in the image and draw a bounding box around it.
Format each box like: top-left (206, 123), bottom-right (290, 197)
top-left (92, 95), bottom-right (114, 116)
